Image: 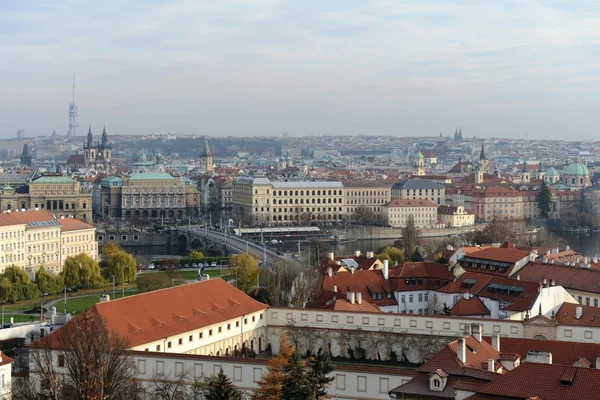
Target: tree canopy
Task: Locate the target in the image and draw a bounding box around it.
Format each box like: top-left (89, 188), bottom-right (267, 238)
top-left (229, 253), bottom-right (260, 293)
top-left (251, 336), bottom-right (294, 400)
top-left (63, 254), bottom-right (104, 289)
top-left (376, 246), bottom-right (405, 265)
top-left (188, 250), bottom-right (205, 262)
top-left (204, 369), bottom-right (243, 400)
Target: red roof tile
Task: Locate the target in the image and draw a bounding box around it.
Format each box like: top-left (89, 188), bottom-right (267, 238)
top-left (451, 296), bottom-right (491, 316)
top-left (554, 302), bottom-right (600, 327)
top-left (474, 363), bottom-right (600, 400)
top-left (39, 279), bottom-right (267, 349)
top-left (0, 209), bottom-right (55, 226)
top-left (58, 218), bottom-right (94, 231)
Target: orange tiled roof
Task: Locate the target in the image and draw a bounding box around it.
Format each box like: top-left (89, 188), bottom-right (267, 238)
top-left (40, 279), bottom-right (268, 349)
top-left (0, 209), bottom-right (55, 227)
top-left (385, 199), bottom-right (437, 208)
top-left (58, 218), bottom-right (94, 231)
top-left (451, 296), bottom-right (491, 316)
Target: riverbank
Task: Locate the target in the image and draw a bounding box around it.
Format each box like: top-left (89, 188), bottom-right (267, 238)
top-left (339, 224), bottom-right (487, 241)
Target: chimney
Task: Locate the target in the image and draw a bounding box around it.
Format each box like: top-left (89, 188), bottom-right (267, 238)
top-left (492, 334), bottom-right (500, 352)
top-left (526, 351), bottom-right (552, 364)
top-left (472, 323), bottom-right (482, 343)
top-left (354, 250), bottom-right (361, 257)
top-left (329, 252), bottom-right (335, 260)
top-left (566, 245), bottom-right (571, 251)
top-left (383, 259), bottom-right (389, 280)
top-left (488, 359), bottom-right (495, 372)
top-left (546, 249), bottom-right (551, 256)
top-left (356, 292), bottom-right (362, 305)
top-left (457, 338), bottom-right (466, 364)
top-left (464, 324), bottom-right (472, 336)
top-left (333, 284), bottom-right (337, 292)
top-left (594, 256), bottom-right (598, 264)
top-left (366, 251), bottom-right (374, 258)
top-left (596, 356), bottom-right (600, 369)
top-left (516, 274), bottom-right (521, 281)
top-left (327, 267), bottom-right (333, 277)
top-left (550, 259), bottom-right (555, 264)
top-left (350, 267), bottom-right (355, 275)
top-left (550, 279), bottom-right (555, 286)
top-left (347, 292), bottom-right (356, 305)
top-left (543, 278), bottom-right (547, 286)
top-left (576, 306), bottom-right (583, 319)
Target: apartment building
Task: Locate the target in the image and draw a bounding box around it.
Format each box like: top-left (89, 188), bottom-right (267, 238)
top-left (0, 209), bottom-right (97, 276)
top-left (232, 176), bottom-right (390, 225)
top-left (391, 179), bottom-right (445, 205)
top-left (465, 186), bottom-right (524, 221)
top-left (437, 205), bottom-right (475, 227)
top-left (382, 199), bottom-right (438, 228)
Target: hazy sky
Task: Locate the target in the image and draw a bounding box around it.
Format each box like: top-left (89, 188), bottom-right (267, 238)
top-left (1, 0), bottom-right (599, 138)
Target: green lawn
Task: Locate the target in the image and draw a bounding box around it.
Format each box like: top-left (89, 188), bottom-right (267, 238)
top-left (3, 313), bottom-right (38, 323)
top-left (63, 289), bottom-right (138, 314)
top-left (145, 269), bottom-right (231, 281)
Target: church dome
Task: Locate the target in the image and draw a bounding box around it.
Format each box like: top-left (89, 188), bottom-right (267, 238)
top-left (545, 166), bottom-right (559, 177)
top-left (414, 152), bottom-right (424, 159)
top-left (563, 161), bottom-right (589, 176)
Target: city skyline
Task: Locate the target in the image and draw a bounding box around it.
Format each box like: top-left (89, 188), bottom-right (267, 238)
top-left (1, 1), bottom-right (599, 138)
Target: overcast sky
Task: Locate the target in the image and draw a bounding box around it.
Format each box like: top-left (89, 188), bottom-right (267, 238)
top-left (1, 0), bottom-right (599, 139)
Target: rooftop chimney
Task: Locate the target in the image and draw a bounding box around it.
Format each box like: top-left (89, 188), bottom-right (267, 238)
top-left (347, 292), bottom-right (356, 305)
top-left (526, 351), bottom-right (552, 364)
top-left (366, 251), bottom-right (374, 258)
top-left (333, 284), bottom-right (337, 292)
top-left (516, 274), bottom-right (521, 281)
top-left (464, 324), bottom-right (472, 336)
top-left (488, 359), bottom-right (495, 372)
top-left (492, 334), bottom-right (500, 352)
top-left (594, 256), bottom-right (599, 264)
top-left (566, 245), bottom-right (571, 251)
top-left (596, 356), bottom-right (600, 369)
top-left (350, 267), bottom-right (355, 275)
top-left (354, 250), bottom-right (361, 257)
top-left (543, 278), bottom-right (547, 286)
top-left (550, 259), bottom-right (555, 264)
top-left (329, 252), bottom-right (335, 260)
top-left (472, 323), bottom-right (482, 343)
top-left (383, 259), bottom-right (389, 280)
top-left (356, 292), bottom-right (362, 305)
top-left (327, 267), bottom-right (333, 277)
top-left (576, 306), bottom-right (583, 320)
top-left (457, 338), bottom-right (466, 364)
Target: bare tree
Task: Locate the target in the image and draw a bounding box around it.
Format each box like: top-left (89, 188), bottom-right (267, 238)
top-left (290, 265), bottom-right (321, 308)
top-left (19, 312), bottom-right (140, 400)
top-left (426, 294), bottom-right (444, 315)
top-left (152, 370), bottom-right (197, 400)
top-left (260, 261), bottom-right (297, 307)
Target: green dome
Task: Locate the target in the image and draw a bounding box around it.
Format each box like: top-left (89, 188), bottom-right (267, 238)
top-left (563, 162), bottom-right (589, 176)
top-left (545, 166), bottom-right (559, 177)
top-left (414, 151), bottom-right (424, 159)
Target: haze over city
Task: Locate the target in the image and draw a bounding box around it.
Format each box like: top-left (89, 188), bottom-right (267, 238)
top-left (2, 0), bottom-right (600, 138)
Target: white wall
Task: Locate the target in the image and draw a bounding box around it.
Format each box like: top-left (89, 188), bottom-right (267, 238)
top-left (131, 310), bottom-right (267, 357)
top-left (133, 352), bottom-right (415, 400)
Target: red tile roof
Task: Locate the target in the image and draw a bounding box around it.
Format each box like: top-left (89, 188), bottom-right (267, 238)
top-left (554, 302), bottom-right (600, 327)
top-left (451, 296), bottom-right (491, 316)
top-left (321, 269), bottom-right (396, 307)
top-left (40, 279), bottom-right (267, 349)
top-left (473, 363), bottom-right (600, 400)
top-left (518, 261), bottom-right (600, 295)
top-left (483, 336), bottom-right (600, 367)
top-left (58, 218), bottom-right (95, 231)
top-left (0, 209), bottom-right (55, 226)
top-left (463, 246), bottom-right (531, 265)
top-left (0, 351), bottom-right (14, 367)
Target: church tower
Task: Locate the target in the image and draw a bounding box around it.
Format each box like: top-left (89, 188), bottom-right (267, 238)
top-left (413, 152), bottom-right (425, 176)
top-left (475, 161), bottom-right (484, 184)
top-left (522, 162), bottom-right (531, 184)
top-left (199, 137), bottom-right (213, 173)
top-left (479, 141), bottom-right (489, 173)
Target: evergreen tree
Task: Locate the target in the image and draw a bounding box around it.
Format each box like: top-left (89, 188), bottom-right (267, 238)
top-left (410, 248), bottom-right (424, 262)
top-left (281, 352), bottom-right (314, 400)
top-left (537, 181), bottom-right (552, 218)
top-left (251, 337), bottom-right (294, 400)
top-left (307, 349), bottom-right (335, 399)
top-left (205, 369), bottom-right (242, 400)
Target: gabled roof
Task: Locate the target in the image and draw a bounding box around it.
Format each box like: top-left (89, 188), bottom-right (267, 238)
top-left (385, 199), bottom-right (437, 208)
top-left (39, 279), bottom-right (267, 349)
top-left (451, 296), bottom-right (491, 316)
top-left (392, 179), bottom-right (443, 190)
top-left (0, 209), bottom-right (55, 227)
top-left (473, 363), bottom-right (600, 400)
top-left (554, 302), bottom-right (600, 327)
top-left (321, 270), bottom-right (396, 307)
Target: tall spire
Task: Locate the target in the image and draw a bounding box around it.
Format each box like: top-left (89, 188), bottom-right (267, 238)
top-left (479, 141), bottom-right (487, 160)
top-left (87, 125), bottom-right (93, 145)
top-left (101, 125), bottom-right (108, 146)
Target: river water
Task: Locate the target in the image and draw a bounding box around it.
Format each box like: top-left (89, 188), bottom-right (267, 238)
top-left (125, 232), bottom-right (600, 259)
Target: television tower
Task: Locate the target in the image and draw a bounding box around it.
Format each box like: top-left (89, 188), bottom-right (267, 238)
top-left (68, 74), bottom-right (78, 138)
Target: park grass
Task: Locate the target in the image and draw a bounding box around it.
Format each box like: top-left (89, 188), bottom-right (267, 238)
top-left (3, 313), bottom-right (38, 323)
top-left (63, 289), bottom-right (138, 314)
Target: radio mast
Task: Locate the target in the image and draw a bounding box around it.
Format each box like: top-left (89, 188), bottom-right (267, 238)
top-left (68, 74), bottom-right (78, 138)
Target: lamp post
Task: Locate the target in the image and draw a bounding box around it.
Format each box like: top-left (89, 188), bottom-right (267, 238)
top-left (111, 275), bottom-right (116, 299)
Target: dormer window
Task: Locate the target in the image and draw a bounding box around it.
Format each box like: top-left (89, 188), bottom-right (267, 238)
top-left (432, 379), bottom-right (441, 389)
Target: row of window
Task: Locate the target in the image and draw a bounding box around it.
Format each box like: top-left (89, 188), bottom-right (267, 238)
top-left (145, 314), bottom-right (262, 352)
top-left (400, 292), bottom-right (429, 303)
